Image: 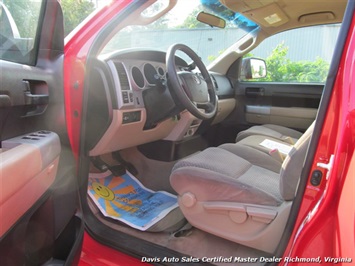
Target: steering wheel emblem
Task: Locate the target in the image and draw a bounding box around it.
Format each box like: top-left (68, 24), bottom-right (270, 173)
top-left (166, 43), bottom-right (217, 120)
top-left (192, 75), bottom-right (201, 84)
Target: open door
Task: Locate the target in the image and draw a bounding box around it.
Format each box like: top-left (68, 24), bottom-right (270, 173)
top-left (0, 1), bottom-right (83, 265)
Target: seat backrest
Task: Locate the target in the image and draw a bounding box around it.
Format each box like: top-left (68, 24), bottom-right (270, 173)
top-left (279, 121), bottom-right (315, 200)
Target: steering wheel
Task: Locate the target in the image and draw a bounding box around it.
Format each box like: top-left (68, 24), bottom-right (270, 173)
top-left (166, 44), bottom-right (217, 120)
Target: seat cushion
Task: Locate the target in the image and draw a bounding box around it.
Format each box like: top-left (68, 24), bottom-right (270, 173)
top-left (170, 147), bottom-right (284, 206)
top-left (236, 124), bottom-right (303, 142)
top-left (219, 142), bottom-right (282, 173)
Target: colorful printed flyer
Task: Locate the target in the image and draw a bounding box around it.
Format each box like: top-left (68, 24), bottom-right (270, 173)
top-left (88, 171), bottom-right (178, 231)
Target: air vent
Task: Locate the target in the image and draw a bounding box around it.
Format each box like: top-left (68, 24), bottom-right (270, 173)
top-left (114, 62), bottom-right (130, 91)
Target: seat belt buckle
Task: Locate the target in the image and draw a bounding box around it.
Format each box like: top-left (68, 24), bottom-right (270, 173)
top-left (282, 136), bottom-right (295, 145)
top-left (269, 148), bottom-right (285, 162)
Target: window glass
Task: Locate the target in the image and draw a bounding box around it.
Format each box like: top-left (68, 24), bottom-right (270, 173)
top-left (0, 0), bottom-right (43, 65)
top-left (101, 0), bottom-right (259, 65)
top-left (241, 24), bottom-right (340, 83)
top-left (61, 0), bottom-right (95, 36)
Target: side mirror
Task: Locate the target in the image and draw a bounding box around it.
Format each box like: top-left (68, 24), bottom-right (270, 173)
top-left (241, 57), bottom-right (267, 79)
top-left (197, 12), bottom-right (226, 29)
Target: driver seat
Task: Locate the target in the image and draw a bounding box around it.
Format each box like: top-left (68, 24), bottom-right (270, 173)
top-left (169, 123), bottom-right (314, 253)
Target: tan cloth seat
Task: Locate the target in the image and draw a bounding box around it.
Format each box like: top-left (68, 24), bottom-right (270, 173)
top-left (229, 122), bottom-right (315, 164)
top-left (236, 124), bottom-right (304, 143)
top-left (170, 122), bottom-right (314, 252)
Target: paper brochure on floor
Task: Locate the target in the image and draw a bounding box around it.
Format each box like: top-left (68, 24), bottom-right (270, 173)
top-left (88, 171), bottom-right (178, 231)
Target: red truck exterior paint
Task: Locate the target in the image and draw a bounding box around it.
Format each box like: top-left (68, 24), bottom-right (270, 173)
top-left (64, 0), bottom-right (134, 158)
top-left (79, 232), bottom-right (146, 266)
top-left (281, 10), bottom-right (355, 265)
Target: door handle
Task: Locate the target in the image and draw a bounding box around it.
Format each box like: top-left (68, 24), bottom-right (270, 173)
top-left (22, 80), bottom-right (49, 117)
top-left (24, 91), bottom-right (49, 105)
top-left (245, 87), bottom-right (265, 97)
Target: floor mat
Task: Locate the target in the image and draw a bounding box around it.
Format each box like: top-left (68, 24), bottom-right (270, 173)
top-left (88, 171), bottom-right (178, 231)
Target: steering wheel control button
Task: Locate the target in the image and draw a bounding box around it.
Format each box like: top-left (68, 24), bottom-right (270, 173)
top-left (310, 170), bottom-right (323, 186)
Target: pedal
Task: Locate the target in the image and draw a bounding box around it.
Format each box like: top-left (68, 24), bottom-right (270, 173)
top-left (91, 156), bottom-right (126, 176)
top-left (112, 152), bottom-right (138, 176)
top-left (108, 164), bottom-right (126, 176)
top-left (91, 156), bottom-right (109, 172)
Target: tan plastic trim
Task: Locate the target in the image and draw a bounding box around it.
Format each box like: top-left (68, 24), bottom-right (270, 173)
top-left (89, 109), bottom-right (177, 156)
top-left (246, 106), bottom-right (317, 129)
top-left (270, 107), bottom-right (317, 118)
top-left (0, 144), bottom-right (59, 237)
top-left (203, 202), bottom-right (277, 224)
top-left (179, 197), bottom-right (292, 253)
top-left (211, 98), bottom-right (236, 125)
top-left (244, 3), bottom-right (290, 28)
top-left (0, 144), bottom-right (42, 205)
top-left (246, 113), bottom-right (270, 124)
top-left (164, 111), bottom-right (201, 141)
top-left (270, 107), bottom-right (317, 129)
top-left (211, 0), bottom-right (346, 73)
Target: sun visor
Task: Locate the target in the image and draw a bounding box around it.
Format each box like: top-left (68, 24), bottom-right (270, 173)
top-left (220, 0), bottom-right (269, 13)
top-left (243, 3), bottom-right (289, 27)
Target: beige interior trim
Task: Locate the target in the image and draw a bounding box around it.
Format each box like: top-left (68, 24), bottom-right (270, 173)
top-left (89, 109), bottom-right (177, 156)
top-left (243, 3), bottom-right (290, 28)
top-left (0, 144), bottom-right (42, 205)
top-left (138, 0), bottom-right (177, 24)
top-left (179, 198), bottom-right (292, 253)
top-left (164, 111), bottom-right (201, 141)
top-left (210, 0), bottom-right (346, 74)
top-left (246, 113), bottom-right (270, 125)
top-left (0, 144), bottom-right (59, 237)
top-left (270, 107), bottom-right (317, 129)
top-left (246, 106), bottom-right (317, 129)
top-left (221, 0), bottom-right (346, 35)
top-left (270, 107), bottom-right (317, 118)
top-left (211, 98), bottom-right (236, 125)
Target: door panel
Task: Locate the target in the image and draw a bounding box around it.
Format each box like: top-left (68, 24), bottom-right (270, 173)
top-left (245, 105), bottom-right (317, 128)
top-left (0, 132), bottom-right (60, 237)
top-left (0, 1), bottom-right (82, 265)
top-left (231, 82), bottom-right (323, 132)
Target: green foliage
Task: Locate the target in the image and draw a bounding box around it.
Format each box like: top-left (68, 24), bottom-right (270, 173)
top-left (61, 0), bottom-right (95, 36)
top-left (1, 0), bottom-right (94, 38)
top-left (248, 42), bottom-right (330, 83)
top-left (176, 6), bottom-right (208, 29)
top-left (2, 0), bottom-right (42, 38)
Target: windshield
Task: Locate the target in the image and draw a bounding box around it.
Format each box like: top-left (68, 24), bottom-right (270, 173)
top-left (101, 0), bottom-right (259, 64)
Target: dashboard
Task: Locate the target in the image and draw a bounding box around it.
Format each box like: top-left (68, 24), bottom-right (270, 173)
top-left (85, 49), bottom-right (235, 156)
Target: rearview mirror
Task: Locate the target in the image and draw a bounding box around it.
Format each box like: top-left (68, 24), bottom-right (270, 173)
top-left (241, 57), bottom-right (267, 79)
top-left (197, 12), bottom-right (226, 29)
